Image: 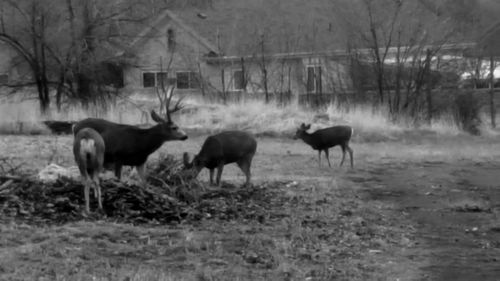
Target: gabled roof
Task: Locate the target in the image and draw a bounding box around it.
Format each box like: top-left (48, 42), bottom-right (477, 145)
top-left (473, 21), bottom-right (500, 56)
top-left (125, 9), bottom-right (218, 55)
top-left (205, 43), bottom-right (477, 64)
top-left (171, 0), bottom-right (346, 56)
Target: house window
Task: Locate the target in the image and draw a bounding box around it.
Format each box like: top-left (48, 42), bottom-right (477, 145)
top-left (167, 28), bottom-right (176, 51)
top-left (0, 74), bottom-right (8, 85)
top-left (156, 72), bottom-right (168, 88)
top-left (233, 69), bottom-right (245, 90)
top-left (142, 71), bottom-right (168, 88)
top-left (176, 71), bottom-right (199, 89)
top-left (143, 72), bottom-right (155, 88)
top-left (306, 66), bottom-right (322, 93)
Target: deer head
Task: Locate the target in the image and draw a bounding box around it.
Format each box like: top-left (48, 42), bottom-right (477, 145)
top-left (182, 152), bottom-right (203, 178)
top-left (293, 123), bottom-right (311, 139)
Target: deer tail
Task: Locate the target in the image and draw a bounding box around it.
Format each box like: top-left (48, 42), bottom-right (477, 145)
top-left (79, 138), bottom-right (97, 166)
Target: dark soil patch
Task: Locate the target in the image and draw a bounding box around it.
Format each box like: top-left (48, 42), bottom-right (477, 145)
top-left (356, 161), bottom-right (500, 281)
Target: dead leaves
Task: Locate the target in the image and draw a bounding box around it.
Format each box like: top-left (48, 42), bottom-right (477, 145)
top-left (0, 156), bottom-right (294, 226)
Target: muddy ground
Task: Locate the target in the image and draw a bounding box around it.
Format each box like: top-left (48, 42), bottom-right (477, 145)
top-left (0, 134), bottom-right (500, 280)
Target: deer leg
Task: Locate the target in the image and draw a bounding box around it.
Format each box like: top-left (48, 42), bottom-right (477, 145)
top-left (215, 164), bottom-right (224, 186)
top-left (237, 158), bottom-right (252, 186)
top-left (83, 177), bottom-right (91, 213)
top-left (317, 150), bottom-right (322, 167)
top-left (346, 144), bottom-right (354, 168)
top-left (135, 163), bottom-right (147, 185)
top-left (340, 145), bottom-right (347, 167)
top-left (90, 170), bottom-right (98, 199)
top-left (93, 175), bottom-right (102, 210)
top-left (114, 164), bottom-right (123, 180)
top-left (324, 149), bottom-right (332, 167)
top-left (209, 169), bottom-right (215, 185)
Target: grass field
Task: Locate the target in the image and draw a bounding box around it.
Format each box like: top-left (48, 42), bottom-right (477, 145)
top-left (1, 132), bottom-right (500, 280)
top-left (1, 97), bottom-right (500, 280)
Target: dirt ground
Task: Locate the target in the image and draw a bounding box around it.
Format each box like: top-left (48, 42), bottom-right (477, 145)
top-left (1, 134), bottom-right (500, 280)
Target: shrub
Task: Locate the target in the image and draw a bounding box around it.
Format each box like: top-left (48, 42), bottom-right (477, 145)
top-left (453, 91), bottom-right (482, 135)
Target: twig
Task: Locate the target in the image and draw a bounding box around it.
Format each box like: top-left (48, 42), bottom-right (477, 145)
top-left (0, 157), bottom-right (25, 175)
top-left (0, 175), bottom-right (24, 181)
top-left (0, 179), bottom-right (14, 190)
top-left (147, 175), bottom-right (174, 194)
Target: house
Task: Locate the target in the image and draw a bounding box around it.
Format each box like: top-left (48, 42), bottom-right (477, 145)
top-left (119, 10), bottom-right (219, 98)
top-left (119, 9), bottom-right (353, 105)
top-left (120, 9), bottom-right (481, 106)
top-left (0, 5), bottom-right (483, 106)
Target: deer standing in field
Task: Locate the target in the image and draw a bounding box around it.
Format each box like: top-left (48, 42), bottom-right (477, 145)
top-left (294, 123), bottom-right (354, 168)
top-left (73, 127), bottom-right (105, 213)
top-left (72, 87), bottom-right (187, 182)
top-left (183, 131), bottom-right (257, 186)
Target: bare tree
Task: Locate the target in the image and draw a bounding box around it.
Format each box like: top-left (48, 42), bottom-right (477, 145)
top-left (0, 0), bottom-right (60, 113)
top-left (0, 0), bottom-right (213, 112)
top-left (334, 0), bottom-right (464, 123)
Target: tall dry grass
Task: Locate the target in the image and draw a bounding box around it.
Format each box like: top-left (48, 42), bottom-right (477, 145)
top-left (0, 95), bottom-right (496, 140)
top-left (178, 99), bottom-right (470, 141)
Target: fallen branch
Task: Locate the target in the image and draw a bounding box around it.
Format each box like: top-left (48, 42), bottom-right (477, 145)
top-left (0, 175), bottom-right (25, 181)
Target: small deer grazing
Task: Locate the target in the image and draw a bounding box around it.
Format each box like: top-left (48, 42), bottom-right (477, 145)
top-left (294, 123), bottom-right (354, 168)
top-left (183, 131), bottom-right (257, 186)
top-left (72, 88), bottom-right (187, 182)
top-left (73, 127), bottom-right (105, 213)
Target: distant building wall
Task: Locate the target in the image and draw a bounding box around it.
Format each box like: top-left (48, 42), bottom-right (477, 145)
top-left (202, 55), bottom-right (352, 104)
top-left (122, 21), bottom-right (213, 98)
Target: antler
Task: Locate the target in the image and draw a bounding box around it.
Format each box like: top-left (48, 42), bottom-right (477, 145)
top-left (164, 86), bottom-right (184, 122)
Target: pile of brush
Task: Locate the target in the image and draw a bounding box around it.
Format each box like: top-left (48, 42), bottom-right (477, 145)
top-left (0, 156), bottom-right (292, 225)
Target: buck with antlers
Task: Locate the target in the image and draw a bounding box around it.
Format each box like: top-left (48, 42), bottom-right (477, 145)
top-left (72, 87), bottom-right (188, 182)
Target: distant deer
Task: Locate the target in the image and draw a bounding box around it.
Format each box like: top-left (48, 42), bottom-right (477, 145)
top-left (294, 123), bottom-right (354, 168)
top-left (183, 131), bottom-right (257, 186)
top-left (73, 127), bottom-right (105, 213)
top-left (72, 88), bottom-right (187, 182)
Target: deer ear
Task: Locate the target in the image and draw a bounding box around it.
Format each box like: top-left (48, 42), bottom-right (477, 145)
top-left (300, 123), bottom-right (305, 128)
top-left (150, 110), bottom-right (165, 123)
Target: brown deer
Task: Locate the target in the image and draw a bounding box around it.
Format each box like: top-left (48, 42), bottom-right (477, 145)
top-left (183, 131), bottom-right (257, 186)
top-left (72, 88), bottom-right (187, 182)
top-left (294, 123), bottom-right (354, 168)
top-left (73, 127), bottom-right (105, 213)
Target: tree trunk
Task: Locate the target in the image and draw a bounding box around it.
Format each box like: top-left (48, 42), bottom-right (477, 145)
top-left (77, 0), bottom-right (96, 103)
top-left (31, 3), bottom-right (50, 114)
top-left (260, 35), bottom-right (269, 103)
top-left (425, 49), bottom-right (433, 125)
top-left (489, 56), bottom-right (497, 128)
top-left (220, 67), bottom-right (226, 104)
top-left (392, 45), bottom-right (402, 120)
top-left (197, 61), bottom-right (205, 97)
top-left (56, 69), bottom-right (66, 111)
top-left (263, 68), bottom-right (269, 103)
top-left (241, 57), bottom-right (247, 89)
